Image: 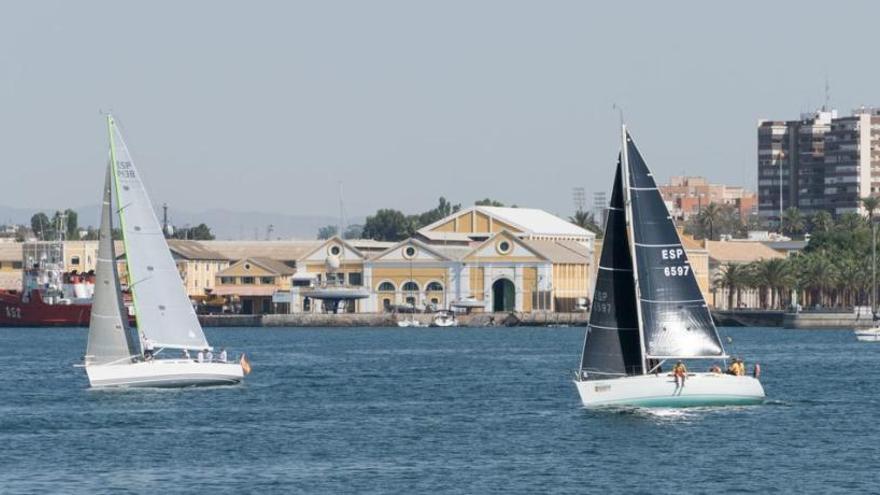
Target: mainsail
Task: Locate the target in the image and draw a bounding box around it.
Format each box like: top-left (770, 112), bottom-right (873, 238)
top-left (85, 166), bottom-right (137, 364)
top-left (579, 160), bottom-right (643, 377)
top-left (108, 115), bottom-right (210, 350)
top-left (624, 131), bottom-right (725, 358)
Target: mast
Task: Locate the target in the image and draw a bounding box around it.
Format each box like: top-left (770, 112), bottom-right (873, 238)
top-left (107, 115), bottom-right (144, 351)
top-left (620, 124), bottom-right (648, 375)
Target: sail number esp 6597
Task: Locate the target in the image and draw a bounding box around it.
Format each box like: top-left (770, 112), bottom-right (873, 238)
top-left (661, 248), bottom-right (690, 277)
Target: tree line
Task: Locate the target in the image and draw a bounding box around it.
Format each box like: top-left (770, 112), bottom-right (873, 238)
top-left (28, 211), bottom-right (214, 241)
top-left (715, 198), bottom-right (880, 310)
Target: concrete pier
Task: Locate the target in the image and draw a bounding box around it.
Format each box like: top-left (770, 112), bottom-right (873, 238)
top-left (197, 312), bottom-right (589, 328)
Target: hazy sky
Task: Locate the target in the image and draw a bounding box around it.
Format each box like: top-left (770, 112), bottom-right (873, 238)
top-left (2, 1), bottom-right (879, 221)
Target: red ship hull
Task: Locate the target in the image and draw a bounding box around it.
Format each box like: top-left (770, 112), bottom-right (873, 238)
top-left (0, 290), bottom-right (91, 327)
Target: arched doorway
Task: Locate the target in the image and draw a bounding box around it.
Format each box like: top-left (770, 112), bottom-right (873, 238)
top-left (492, 278), bottom-right (515, 312)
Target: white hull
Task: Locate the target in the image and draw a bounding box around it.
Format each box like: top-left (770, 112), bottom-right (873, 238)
top-left (855, 327), bottom-right (880, 342)
top-left (86, 359), bottom-right (244, 388)
top-left (574, 372), bottom-right (765, 408)
top-left (397, 320), bottom-right (426, 328)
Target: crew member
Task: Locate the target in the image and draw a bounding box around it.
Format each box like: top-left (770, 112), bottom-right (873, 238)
top-left (142, 336), bottom-right (155, 361)
top-left (672, 360), bottom-right (687, 387)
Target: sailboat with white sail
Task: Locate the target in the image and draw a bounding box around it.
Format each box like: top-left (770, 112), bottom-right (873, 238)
top-left (83, 115), bottom-right (247, 388)
top-left (574, 125), bottom-right (765, 408)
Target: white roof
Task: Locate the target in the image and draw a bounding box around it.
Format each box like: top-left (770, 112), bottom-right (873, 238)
top-left (474, 206), bottom-right (594, 238)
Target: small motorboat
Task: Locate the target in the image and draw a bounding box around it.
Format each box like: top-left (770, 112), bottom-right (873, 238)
top-left (430, 310), bottom-right (458, 327)
top-left (855, 327), bottom-right (880, 342)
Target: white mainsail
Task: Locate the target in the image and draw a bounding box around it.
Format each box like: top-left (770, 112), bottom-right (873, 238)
top-left (108, 115), bottom-right (210, 350)
top-left (85, 165), bottom-right (138, 364)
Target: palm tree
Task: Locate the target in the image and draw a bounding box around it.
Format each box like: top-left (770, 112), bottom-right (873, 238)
top-left (715, 262), bottom-right (749, 309)
top-left (781, 207), bottom-right (805, 237)
top-left (861, 196), bottom-right (880, 224)
top-left (800, 252), bottom-right (838, 308)
top-left (751, 258), bottom-right (791, 309)
top-left (569, 209), bottom-right (602, 235)
top-left (809, 211), bottom-right (833, 234)
top-left (836, 212), bottom-right (863, 233)
top-left (698, 203), bottom-right (723, 241)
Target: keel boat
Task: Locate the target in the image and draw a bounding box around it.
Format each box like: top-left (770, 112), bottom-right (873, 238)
top-left (84, 115), bottom-right (247, 388)
top-left (574, 125), bottom-right (764, 408)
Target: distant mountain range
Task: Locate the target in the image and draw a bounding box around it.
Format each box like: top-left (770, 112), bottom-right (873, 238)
top-left (0, 205), bottom-right (362, 240)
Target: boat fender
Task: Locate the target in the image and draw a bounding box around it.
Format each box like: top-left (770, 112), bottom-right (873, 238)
top-left (753, 363), bottom-right (761, 379)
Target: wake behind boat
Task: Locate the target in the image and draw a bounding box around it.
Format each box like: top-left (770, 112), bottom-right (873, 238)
top-left (573, 125), bottom-right (765, 408)
top-left (83, 115), bottom-right (248, 388)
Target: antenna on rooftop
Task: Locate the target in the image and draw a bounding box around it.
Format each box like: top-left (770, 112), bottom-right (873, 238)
top-left (824, 74), bottom-right (831, 111)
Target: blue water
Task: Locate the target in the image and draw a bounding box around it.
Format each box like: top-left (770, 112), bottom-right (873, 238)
top-left (0, 326), bottom-right (877, 494)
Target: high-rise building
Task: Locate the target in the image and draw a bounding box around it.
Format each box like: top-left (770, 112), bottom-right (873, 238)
top-left (757, 108), bottom-right (880, 223)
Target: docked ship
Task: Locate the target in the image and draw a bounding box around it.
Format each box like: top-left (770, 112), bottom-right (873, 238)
top-left (0, 242), bottom-right (95, 326)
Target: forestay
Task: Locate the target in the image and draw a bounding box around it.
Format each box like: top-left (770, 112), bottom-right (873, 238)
top-left (109, 116), bottom-right (210, 350)
top-left (625, 133), bottom-right (724, 358)
top-left (579, 161), bottom-right (643, 377)
top-left (85, 166), bottom-right (138, 364)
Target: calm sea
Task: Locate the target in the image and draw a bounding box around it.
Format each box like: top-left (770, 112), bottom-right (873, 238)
top-left (0, 326), bottom-right (876, 494)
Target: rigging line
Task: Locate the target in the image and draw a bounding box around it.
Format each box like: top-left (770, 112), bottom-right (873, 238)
top-left (127, 276), bottom-right (154, 290)
top-left (598, 265), bottom-right (633, 272)
top-left (640, 298), bottom-right (706, 304)
top-left (589, 324), bottom-right (639, 330)
top-left (633, 242), bottom-right (681, 247)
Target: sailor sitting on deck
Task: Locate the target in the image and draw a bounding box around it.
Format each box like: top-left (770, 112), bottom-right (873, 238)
top-left (726, 358), bottom-right (745, 376)
top-left (205, 349), bottom-right (214, 362)
top-left (182, 349), bottom-right (190, 360)
top-left (197, 349), bottom-right (205, 363)
top-left (672, 360), bottom-right (687, 387)
top-left (219, 348), bottom-right (227, 363)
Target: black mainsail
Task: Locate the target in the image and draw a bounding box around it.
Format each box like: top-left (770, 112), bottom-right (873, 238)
top-left (579, 160), bottom-right (643, 377)
top-left (624, 131), bottom-right (725, 359)
top-left (579, 126), bottom-right (725, 378)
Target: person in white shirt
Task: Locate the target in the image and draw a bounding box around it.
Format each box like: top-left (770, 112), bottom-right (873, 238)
top-left (142, 336), bottom-right (155, 360)
top-left (219, 348), bottom-right (227, 363)
top-left (182, 349), bottom-right (191, 360)
top-left (197, 350), bottom-right (205, 363)
top-left (205, 349), bottom-right (214, 362)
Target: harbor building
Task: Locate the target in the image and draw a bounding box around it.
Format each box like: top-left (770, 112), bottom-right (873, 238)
top-left (757, 108), bottom-right (880, 223)
top-left (0, 243), bottom-right (23, 291)
top-left (659, 176), bottom-right (757, 221)
top-left (7, 207), bottom-right (597, 315)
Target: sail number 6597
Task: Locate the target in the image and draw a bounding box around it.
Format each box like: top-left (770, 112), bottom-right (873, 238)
top-left (664, 265), bottom-right (690, 277)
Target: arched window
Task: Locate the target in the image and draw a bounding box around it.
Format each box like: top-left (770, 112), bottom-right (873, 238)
top-left (377, 281), bottom-right (396, 292)
top-left (402, 281), bottom-right (419, 292)
top-left (426, 281), bottom-right (443, 291)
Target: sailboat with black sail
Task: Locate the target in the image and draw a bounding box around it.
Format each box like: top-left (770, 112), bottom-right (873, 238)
top-left (574, 125), bottom-right (765, 407)
top-left (83, 115), bottom-right (247, 388)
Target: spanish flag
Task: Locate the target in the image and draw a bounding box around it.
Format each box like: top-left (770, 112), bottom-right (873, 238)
top-left (240, 353), bottom-right (252, 375)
